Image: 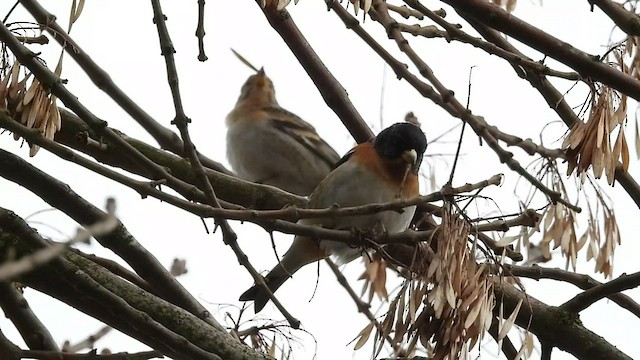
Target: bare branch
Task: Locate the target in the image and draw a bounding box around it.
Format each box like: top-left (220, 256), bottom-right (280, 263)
top-left (403, 0), bottom-right (581, 81)
top-left (18, 0), bottom-right (230, 174)
top-left (0, 21), bottom-right (218, 207)
top-left (459, 12), bottom-right (640, 211)
top-left (443, 0), bottom-right (640, 101)
top-left (588, 0), bottom-right (640, 37)
top-left (369, 0), bottom-right (580, 212)
top-left (506, 264), bottom-right (640, 319)
top-left (13, 34), bottom-right (48, 44)
top-left (257, 2), bottom-right (374, 143)
top-left (561, 271), bottom-right (640, 313)
top-left (0, 282), bottom-right (58, 351)
top-left (0, 209), bottom-right (269, 360)
top-left (0, 215), bottom-right (118, 281)
top-left (0, 209), bottom-right (226, 360)
top-left (495, 279), bottom-right (632, 360)
top-left (196, 0), bottom-right (208, 61)
top-left (62, 326), bottom-right (112, 353)
top-left (386, 3), bottom-right (424, 19)
top-left (0, 148), bottom-right (226, 332)
top-left (0, 328), bottom-right (162, 360)
top-left (150, 0), bottom-right (300, 328)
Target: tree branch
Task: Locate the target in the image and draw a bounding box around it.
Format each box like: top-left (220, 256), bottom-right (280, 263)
top-left (0, 147), bottom-right (226, 332)
top-left (195, 0), bottom-right (208, 61)
top-left (369, 0), bottom-right (580, 212)
top-left (150, 0), bottom-right (299, 329)
top-left (495, 279), bottom-right (632, 360)
top-left (458, 13), bottom-right (640, 211)
top-left (0, 282), bottom-right (58, 351)
top-left (403, 0), bottom-right (581, 82)
top-left (506, 264), bottom-right (640, 318)
top-left (18, 0), bottom-right (230, 174)
top-left (0, 209), bottom-right (268, 360)
top-left (54, 109), bottom-right (304, 211)
top-left (588, 0), bottom-right (640, 37)
top-left (0, 21), bottom-right (218, 208)
top-left (561, 271), bottom-right (640, 314)
top-left (443, 0), bottom-right (640, 101)
top-left (257, 1), bottom-right (374, 143)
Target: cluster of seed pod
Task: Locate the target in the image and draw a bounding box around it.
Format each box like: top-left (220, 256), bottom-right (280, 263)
top-left (0, 60), bottom-right (61, 156)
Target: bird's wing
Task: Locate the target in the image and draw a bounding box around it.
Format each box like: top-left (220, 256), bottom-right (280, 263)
top-left (331, 145), bottom-right (357, 170)
top-left (265, 106), bottom-right (340, 168)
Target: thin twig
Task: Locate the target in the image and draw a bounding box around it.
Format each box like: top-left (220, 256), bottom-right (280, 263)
top-left (325, 259), bottom-right (399, 352)
top-left (195, 0), bottom-right (208, 61)
top-left (402, 0), bottom-right (581, 81)
top-left (18, 0), bottom-right (231, 174)
top-left (442, 0), bottom-right (640, 101)
top-left (150, 0), bottom-right (300, 328)
top-left (370, 0), bottom-right (580, 212)
top-left (459, 11), bottom-right (640, 210)
top-left (62, 326), bottom-right (112, 353)
top-left (13, 34), bottom-right (49, 44)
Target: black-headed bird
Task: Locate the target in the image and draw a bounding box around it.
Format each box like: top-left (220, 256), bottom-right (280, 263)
top-left (240, 122), bottom-right (427, 312)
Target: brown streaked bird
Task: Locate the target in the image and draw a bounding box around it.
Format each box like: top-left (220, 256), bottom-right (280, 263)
top-left (239, 122), bottom-right (428, 312)
top-left (225, 68), bottom-right (340, 196)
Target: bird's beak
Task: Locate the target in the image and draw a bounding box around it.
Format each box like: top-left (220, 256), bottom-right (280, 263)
top-left (401, 149), bottom-right (421, 175)
top-left (255, 67), bottom-right (267, 87)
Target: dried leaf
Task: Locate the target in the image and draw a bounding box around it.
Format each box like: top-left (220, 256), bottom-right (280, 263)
top-left (362, 0), bottom-right (372, 13)
top-left (22, 79), bottom-right (40, 106)
top-left (494, 234), bottom-right (520, 247)
top-left (621, 131), bottom-right (630, 171)
top-left (267, 335), bottom-right (276, 358)
top-left (498, 298), bottom-right (523, 340)
top-left (635, 118), bottom-right (640, 159)
top-left (464, 299), bottom-right (482, 329)
top-left (353, 321), bottom-right (375, 350)
top-left (29, 144), bottom-right (40, 157)
top-left (71, 0), bottom-right (86, 24)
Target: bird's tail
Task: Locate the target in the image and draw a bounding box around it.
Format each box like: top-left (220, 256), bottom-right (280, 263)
top-left (239, 237), bottom-right (329, 312)
top-left (239, 268), bottom-right (290, 313)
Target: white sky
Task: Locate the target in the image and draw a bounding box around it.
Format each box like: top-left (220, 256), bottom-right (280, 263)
top-left (1, 1), bottom-right (639, 359)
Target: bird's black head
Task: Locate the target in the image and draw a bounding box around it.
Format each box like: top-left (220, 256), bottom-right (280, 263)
top-left (373, 122), bottom-right (427, 175)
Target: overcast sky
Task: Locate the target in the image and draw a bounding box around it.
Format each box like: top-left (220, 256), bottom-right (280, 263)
top-left (1, 1), bottom-right (639, 359)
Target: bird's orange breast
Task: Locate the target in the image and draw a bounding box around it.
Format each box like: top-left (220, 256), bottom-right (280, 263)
top-left (349, 143), bottom-right (419, 199)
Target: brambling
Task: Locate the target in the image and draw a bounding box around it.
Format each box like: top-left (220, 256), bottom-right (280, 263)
top-left (240, 122), bottom-right (428, 312)
top-left (225, 68), bottom-right (340, 196)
